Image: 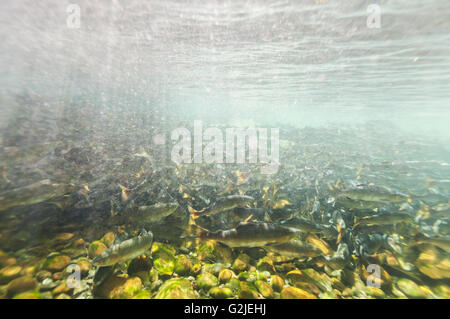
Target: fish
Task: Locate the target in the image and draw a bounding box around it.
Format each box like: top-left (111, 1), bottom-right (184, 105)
top-left (335, 185), bottom-right (409, 203)
top-left (354, 234), bottom-right (400, 258)
top-left (92, 229), bottom-right (154, 266)
top-left (132, 202), bottom-right (180, 224)
top-left (280, 217), bottom-right (324, 233)
top-left (0, 179), bottom-right (75, 212)
top-left (265, 240), bottom-right (324, 258)
top-left (191, 222), bottom-right (302, 248)
top-left (313, 243), bottom-right (351, 270)
top-left (335, 198), bottom-right (381, 211)
top-left (432, 220), bottom-right (450, 235)
top-left (353, 223), bottom-right (396, 234)
top-left (192, 195), bottom-right (254, 219)
top-left (354, 212), bottom-right (412, 227)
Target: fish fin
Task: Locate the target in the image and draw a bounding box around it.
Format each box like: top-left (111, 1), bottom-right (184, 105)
top-left (336, 225), bottom-right (343, 245)
top-left (186, 223), bottom-right (209, 239)
top-left (243, 214), bottom-right (253, 223)
top-left (188, 205), bottom-right (201, 219)
top-left (352, 217), bottom-right (361, 230)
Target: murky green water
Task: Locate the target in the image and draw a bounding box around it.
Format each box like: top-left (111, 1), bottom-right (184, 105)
top-left (0, 1), bottom-right (449, 299)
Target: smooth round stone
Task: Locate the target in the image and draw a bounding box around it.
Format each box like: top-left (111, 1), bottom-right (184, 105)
top-left (174, 255), bottom-right (192, 276)
top-left (154, 278), bottom-right (198, 299)
top-left (255, 280), bottom-right (274, 298)
top-left (88, 241), bottom-right (107, 259)
top-left (196, 272), bottom-right (218, 291)
top-left (209, 287), bottom-right (234, 299)
top-left (238, 281), bottom-right (259, 299)
top-left (281, 286), bottom-right (317, 299)
top-left (233, 254), bottom-right (251, 272)
top-left (218, 269), bottom-right (235, 284)
top-left (0, 265), bottom-right (22, 284)
top-left (6, 276), bottom-right (37, 298)
top-left (270, 275), bottom-right (284, 292)
top-left (42, 255), bottom-right (71, 272)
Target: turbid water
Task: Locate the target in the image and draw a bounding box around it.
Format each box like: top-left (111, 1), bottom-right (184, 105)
top-left (0, 1), bottom-right (449, 299)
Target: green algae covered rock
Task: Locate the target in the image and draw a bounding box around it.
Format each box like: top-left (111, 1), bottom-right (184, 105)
top-left (6, 276), bottom-right (37, 298)
top-left (396, 278), bottom-right (428, 298)
top-left (196, 240), bottom-right (233, 264)
top-left (196, 272), bottom-right (218, 291)
top-left (154, 278), bottom-right (198, 299)
top-left (95, 275), bottom-right (143, 299)
top-left (174, 254), bottom-right (192, 276)
top-left (415, 246), bottom-right (450, 280)
top-left (152, 242), bottom-right (176, 275)
top-left (0, 265), bottom-right (22, 284)
top-left (133, 290), bottom-right (152, 299)
top-left (233, 254), bottom-right (251, 272)
top-left (238, 281), bottom-right (259, 299)
top-left (256, 257), bottom-right (275, 274)
top-left (209, 287), bottom-right (234, 299)
top-left (226, 277), bottom-right (241, 293)
top-left (101, 232), bottom-right (116, 247)
top-left (255, 280), bottom-right (274, 298)
top-left (364, 286), bottom-right (386, 299)
top-left (12, 291), bottom-right (43, 299)
top-left (218, 269), bottom-right (235, 284)
top-left (270, 275), bottom-right (285, 292)
top-left (202, 263), bottom-right (225, 276)
top-left (281, 286), bottom-right (317, 299)
top-left (237, 271), bottom-right (250, 281)
top-left (42, 255), bottom-right (71, 272)
top-left (88, 241), bottom-right (107, 259)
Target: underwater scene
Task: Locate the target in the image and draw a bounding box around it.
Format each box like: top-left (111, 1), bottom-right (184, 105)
top-left (0, 1), bottom-right (450, 300)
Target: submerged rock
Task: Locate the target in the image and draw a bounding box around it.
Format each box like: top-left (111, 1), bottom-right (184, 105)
top-left (218, 269), bottom-right (235, 284)
top-left (127, 255), bottom-right (152, 275)
top-left (88, 241), bottom-right (107, 259)
top-left (174, 254), bottom-right (192, 276)
top-left (95, 275), bottom-right (143, 299)
top-left (13, 291), bottom-right (43, 299)
top-left (0, 265), bottom-right (22, 284)
top-left (202, 263), bottom-right (225, 276)
top-left (256, 257), bottom-right (275, 274)
top-left (42, 255), bottom-right (71, 272)
top-left (281, 286), bottom-right (317, 299)
top-left (415, 246), bottom-right (450, 280)
top-left (196, 273), bottom-right (218, 291)
top-left (396, 279), bottom-right (429, 298)
top-left (238, 281), bottom-right (259, 299)
top-left (270, 275), bottom-right (284, 292)
top-left (152, 242), bottom-right (176, 276)
top-left (154, 278), bottom-right (198, 299)
top-left (101, 232), bottom-right (116, 247)
top-left (6, 276), bottom-right (37, 298)
top-left (255, 280), bottom-right (274, 298)
top-left (209, 287), bottom-right (234, 299)
top-left (233, 254), bottom-right (251, 272)
top-left (196, 240), bottom-right (233, 264)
